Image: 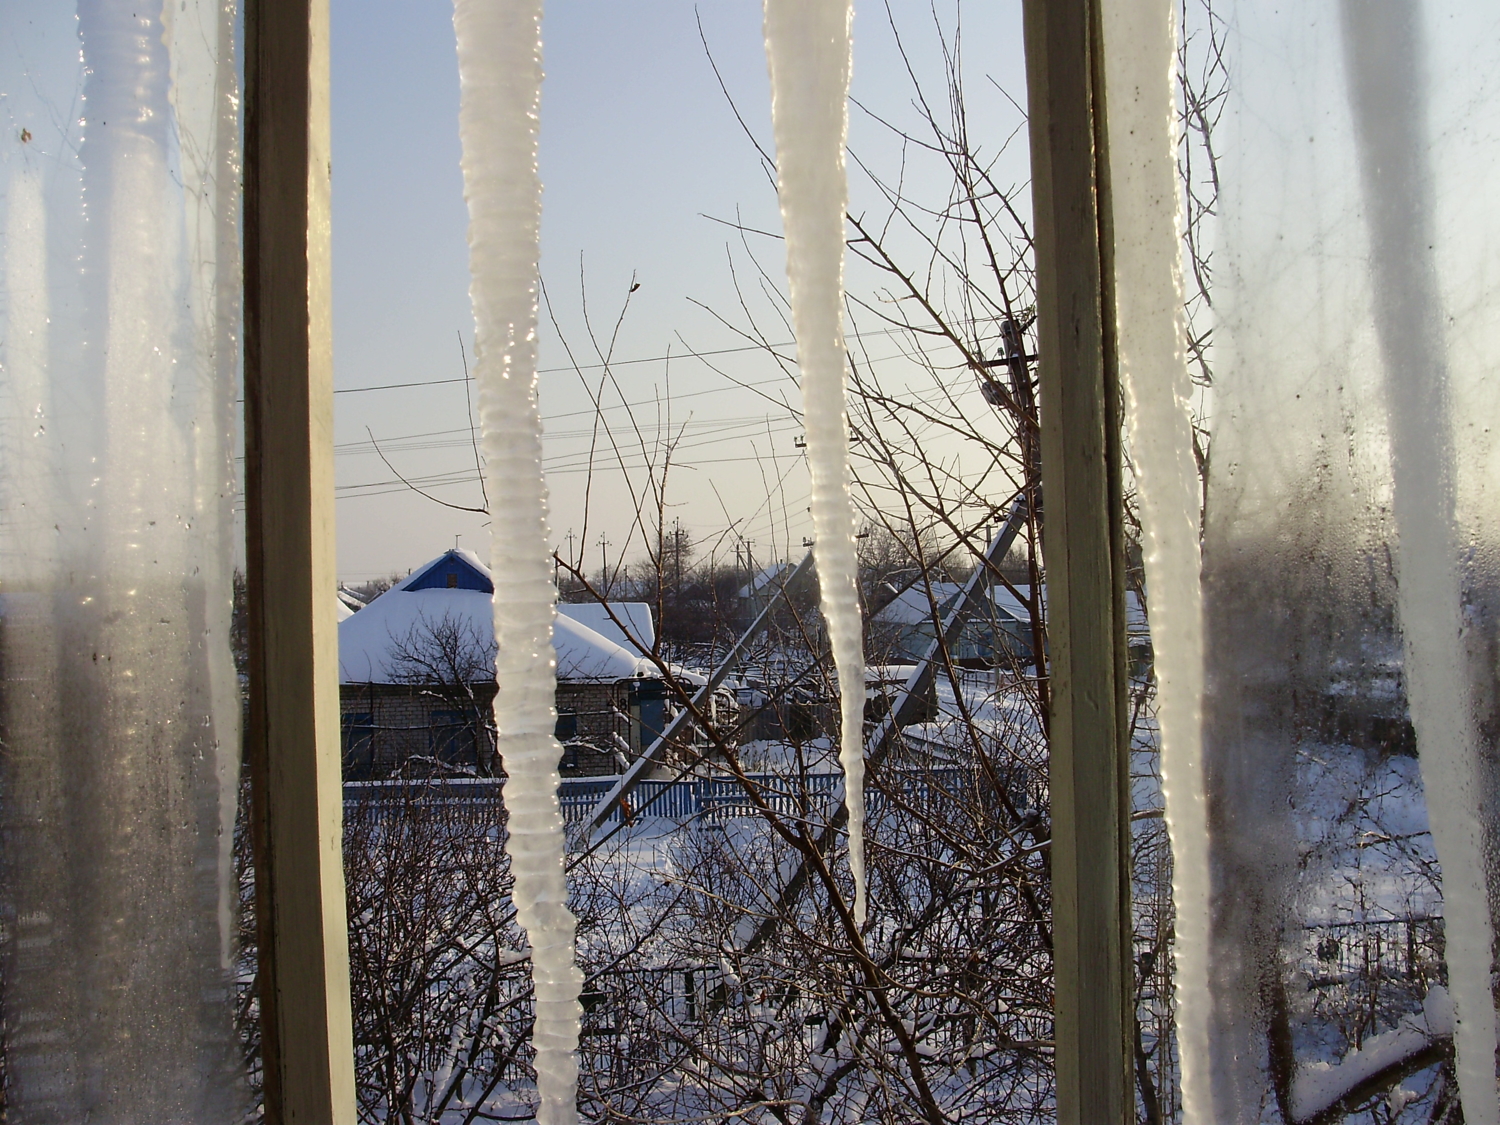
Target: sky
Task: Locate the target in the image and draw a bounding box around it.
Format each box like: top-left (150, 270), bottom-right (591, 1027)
top-left (329, 0), bottom-right (1029, 583)
top-left (0, 0), bottom-right (1029, 586)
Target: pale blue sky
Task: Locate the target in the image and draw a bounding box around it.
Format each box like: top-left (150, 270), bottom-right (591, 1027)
top-left (330, 0), bottom-right (1029, 582)
top-left (0, 0), bottom-right (1028, 583)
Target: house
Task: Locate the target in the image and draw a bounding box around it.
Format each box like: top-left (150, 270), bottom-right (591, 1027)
top-left (337, 549), bottom-right (670, 778)
top-left (736, 561), bottom-right (793, 621)
top-left (871, 578), bottom-right (1152, 675)
top-left (870, 580), bottom-right (1038, 666)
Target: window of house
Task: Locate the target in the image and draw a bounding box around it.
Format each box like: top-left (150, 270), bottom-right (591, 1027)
top-left (341, 712), bottom-right (376, 779)
top-left (429, 709), bottom-right (478, 768)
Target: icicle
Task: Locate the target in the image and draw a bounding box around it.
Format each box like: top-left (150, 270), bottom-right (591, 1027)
top-left (206, 0), bottom-right (245, 976)
top-left (452, 2), bottom-right (582, 1122)
top-left (1, 1), bottom-right (244, 1117)
top-left (3, 159), bottom-right (52, 564)
top-left (1101, 1), bottom-right (1212, 1119)
top-left (166, 0), bottom-right (244, 973)
top-left (763, 0), bottom-right (867, 926)
top-left (1340, 6), bottom-right (1500, 1121)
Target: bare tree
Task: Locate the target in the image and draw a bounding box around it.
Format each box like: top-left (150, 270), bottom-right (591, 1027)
top-left (383, 611), bottom-right (501, 778)
top-left (217, 5), bottom-right (1458, 1123)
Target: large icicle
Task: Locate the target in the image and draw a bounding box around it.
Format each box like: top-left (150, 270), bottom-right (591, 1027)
top-left (763, 0), bottom-right (867, 925)
top-left (165, 0), bottom-right (244, 973)
top-left (1340, 6), bottom-right (1500, 1121)
top-left (452, 2), bottom-right (582, 1122)
top-left (1101, 1), bottom-right (1212, 1119)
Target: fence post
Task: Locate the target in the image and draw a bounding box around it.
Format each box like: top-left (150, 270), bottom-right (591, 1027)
top-left (1021, 1), bottom-right (1134, 1121)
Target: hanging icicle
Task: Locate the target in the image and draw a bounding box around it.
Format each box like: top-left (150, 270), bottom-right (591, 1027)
top-left (452, 2), bottom-right (583, 1123)
top-left (1341, 5), bottom-right (1499, 1120)
top-left (1101, 0), bottom-right (1212, 1118)
top-left (166, 0), bottom-right (246, 974)
top-left (763, 0), bottom-right (868, 926)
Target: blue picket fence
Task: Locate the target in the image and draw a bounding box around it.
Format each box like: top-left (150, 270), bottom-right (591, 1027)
top-left (555, 772), bottom-right (844, 825)
top-left (344, 768), bottom-right (987, 827)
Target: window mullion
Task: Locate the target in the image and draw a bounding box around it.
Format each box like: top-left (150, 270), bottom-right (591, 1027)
top-left (243, 0), bottom-right (358, 1119)
top-left (1022, 1), bottom-right (1134, 1120)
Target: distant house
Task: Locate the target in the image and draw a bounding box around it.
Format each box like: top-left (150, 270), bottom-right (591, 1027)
top-left (870, 580), bottom-right (1151, 674)
top-left (335, 587), bottom-right (365, 622)
top-left (338, 549), bottom-right (669, 779)
top-left (871, 581), bottom-right (1038, 666)
top-left (736, 562), bottom-right (793, 621)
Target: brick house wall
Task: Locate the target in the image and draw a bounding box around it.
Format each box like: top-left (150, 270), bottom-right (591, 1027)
top-left (339, 678), bottom-right (639, 779)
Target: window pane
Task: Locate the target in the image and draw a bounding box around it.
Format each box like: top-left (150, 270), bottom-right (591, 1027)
top-left (0, 0), bottom-right (247, 1118)
top-left (1151, 4), bottom-right (1500, 1120)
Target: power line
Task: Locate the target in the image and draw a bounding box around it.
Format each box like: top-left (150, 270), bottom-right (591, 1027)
top-left (333, 412), bottom-right (793, 459)
top-left (326, 322), bottom-right (943, 397)
top-left (332, 449), bottom-right (807, 501)
top-left (329, 342), bottom-right (787, 397)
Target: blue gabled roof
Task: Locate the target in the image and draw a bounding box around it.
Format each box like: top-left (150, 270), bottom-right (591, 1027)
top-left (403, 550), bottom-right (494, 593)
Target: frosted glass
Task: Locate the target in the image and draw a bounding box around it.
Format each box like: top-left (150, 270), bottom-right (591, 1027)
top-left (0, 1), bottom-right (245, 1119)
top-left (1182, 2), bottom-right (1500, 1120)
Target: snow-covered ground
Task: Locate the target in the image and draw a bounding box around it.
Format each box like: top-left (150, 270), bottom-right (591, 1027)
top-left (327, 663), bottom-right (1455, 1123)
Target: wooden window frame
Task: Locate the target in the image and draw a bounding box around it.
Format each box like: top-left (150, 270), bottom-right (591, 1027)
top-left (239, 0), bottom-right (1135, 1120)
top-left (243, 0), bottom-right (357, 1120)
top-left (1022, 1), bottom-right (1135, 1121)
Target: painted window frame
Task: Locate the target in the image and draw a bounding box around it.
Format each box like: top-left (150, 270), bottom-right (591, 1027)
top-left (239, 1), bottom-right (1134, 1122)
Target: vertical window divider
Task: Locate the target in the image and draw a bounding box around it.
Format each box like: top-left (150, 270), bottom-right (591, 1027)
top-left (243, 0), bottom-right (358, 1119)
top-left (1022, 1), bottom-right (1134, 1120)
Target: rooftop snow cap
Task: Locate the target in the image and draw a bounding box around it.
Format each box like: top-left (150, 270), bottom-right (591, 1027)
top-left (555, 601), bottom-right (655, 653)
top-left (873, 582), bottom-right (1035, 627)
top-left (338, 549), bottom-right (649, 684)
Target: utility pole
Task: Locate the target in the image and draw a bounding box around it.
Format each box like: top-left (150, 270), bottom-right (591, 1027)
top-left (672, 518), bottom-right (683, 596)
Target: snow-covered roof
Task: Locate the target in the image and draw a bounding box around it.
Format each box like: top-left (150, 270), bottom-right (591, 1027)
top-left (874, 582), bottom-right (964, 626)
top-left (737, 562), bottom-right (791, 600)
top-left (552, 614), bottom-right (649, 681)
top-left (874, 582), bottom-right (1036, 628)
top-left (991, 584), bottom-right (1034, 622)
top-left (336, 597), bottom-right (355, 622)
top-left (556, 601), bottom-right (655, 653)
top-left (872, 581), bottom-right (1150, 642)
top-left (339, 549), bottom-right (649, 685)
